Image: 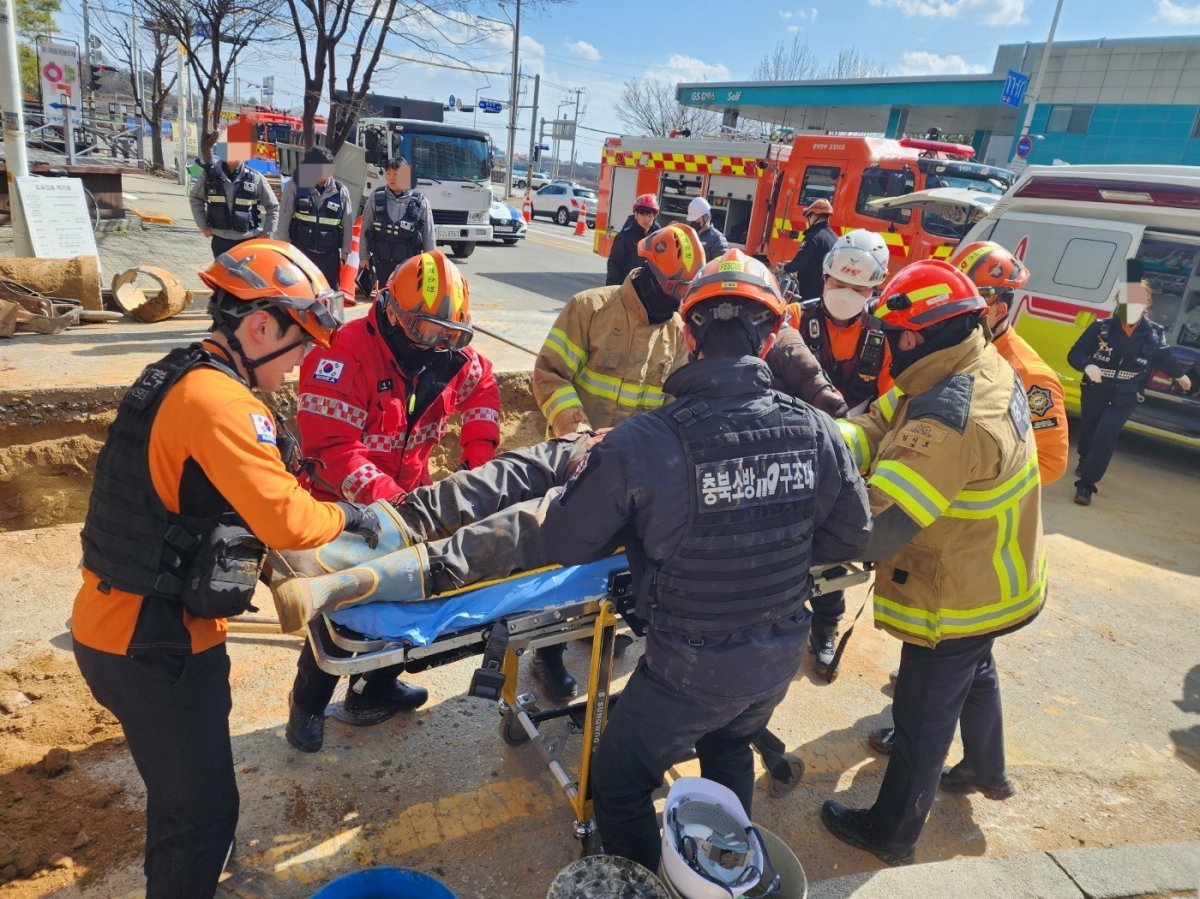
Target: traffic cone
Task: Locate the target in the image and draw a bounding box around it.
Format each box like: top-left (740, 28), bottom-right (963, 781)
top-left (522, 190), bottom-right (533, 223)
top-left (340, 216), bottom-right (362, 306)
top-left (574, 200), bottom-right (587, 236)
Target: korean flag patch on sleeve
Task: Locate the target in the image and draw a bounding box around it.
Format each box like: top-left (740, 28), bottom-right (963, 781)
top-left (250, 412), bottom-right (277, 444)
top-left (314, 359), bottom-right (345, 384)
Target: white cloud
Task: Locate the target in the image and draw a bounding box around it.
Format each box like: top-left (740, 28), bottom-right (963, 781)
top-left (1158, 0), bottom-right (1200, 23)
top-left (565, 40), bottom-right (601, 61)
top-left (646, 54), bottom-right (732, 85)
top-left (779, 6), bottom-right (819, 20)
top-left (898, 50), bottom-right (988, 75)
top-left (787, 24), bottom-right (801, 31)
top-left (868, 0), bottom-right (1028, 26)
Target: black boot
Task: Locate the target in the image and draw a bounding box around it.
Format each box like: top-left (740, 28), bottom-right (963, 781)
top-left (868, 727), bottom-right (896, 755)
top-left (820, 800), bottom-right (915, 866)
top-left (940, 763), bottom-right (1017, 800)
top-left (532, 646), bottom-right (578, 700)
top-left (810, 624), bottom-right (839, 679)
top-left (286, 690), bottom-right (325, 753)
top-left (346, 677), bottom-right (429, 714)
top-left (1074, 483), bottom-right (1094, 506)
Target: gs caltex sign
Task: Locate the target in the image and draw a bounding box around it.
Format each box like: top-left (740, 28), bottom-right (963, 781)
top-left (39, 42), bottom-right (80, 125)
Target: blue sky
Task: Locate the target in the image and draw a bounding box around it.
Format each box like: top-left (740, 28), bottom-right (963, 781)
top-left (55, 0), bottom-right (1200, 163)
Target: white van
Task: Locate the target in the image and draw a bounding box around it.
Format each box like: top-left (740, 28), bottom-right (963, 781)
top-left (958, 164), bottom-right (1200, 449)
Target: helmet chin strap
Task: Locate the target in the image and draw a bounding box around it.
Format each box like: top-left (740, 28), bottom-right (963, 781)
top-left (219, 322), bottom-right (304, 390)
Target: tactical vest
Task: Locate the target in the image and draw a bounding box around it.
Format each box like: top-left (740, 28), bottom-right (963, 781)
top-left (642, 394), bottom-right (819, 638)
top-left (80, 345), bottom-right (245, 599)
top-left (800, 299), bottom-right (887, 408)
top-left (204, 166), bottom-right (263, 233)
top-left (289, 184), bottom-right (345, 255)
top-left (371, 187), bottom-right (425, 269)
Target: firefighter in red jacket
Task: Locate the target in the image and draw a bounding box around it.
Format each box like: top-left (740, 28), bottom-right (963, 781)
top-left (286, 250), bottom-right (501, 751)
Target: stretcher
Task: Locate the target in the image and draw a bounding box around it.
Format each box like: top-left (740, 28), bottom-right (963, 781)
top-left (306, 555), bottom-right (872, 852)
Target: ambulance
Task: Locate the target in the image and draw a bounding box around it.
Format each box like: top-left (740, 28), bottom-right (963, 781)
top-left (593, 133), bottom-right (1015, 273)
top-left (950, 164), bottom-right (1200, 448)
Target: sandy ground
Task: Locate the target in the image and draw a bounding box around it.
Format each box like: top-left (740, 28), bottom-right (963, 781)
top-left (0, 428), bottom-right (1198, 897)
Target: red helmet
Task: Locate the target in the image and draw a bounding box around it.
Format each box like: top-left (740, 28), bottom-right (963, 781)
top-left (633, 194), bottom-right (660, 214)
top-left (876, 259), bottom-right (986, 332)
top-left (950, 241), bottom-right (1030, 304)
top-left (637, 223), bottom-right (705, 299)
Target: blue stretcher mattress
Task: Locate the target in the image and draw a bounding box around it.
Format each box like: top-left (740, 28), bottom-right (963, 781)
top-left (328, 554), bottom-right (630, 647)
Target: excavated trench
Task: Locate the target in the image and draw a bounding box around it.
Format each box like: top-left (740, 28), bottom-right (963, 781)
top-left (0, 372), bottom-right (545, 533)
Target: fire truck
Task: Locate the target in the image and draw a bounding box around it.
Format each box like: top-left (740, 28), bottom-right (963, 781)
top-left (593, 134), bottom-right (1015, 273)
top-left (226, 107), bottom-right (327, 174)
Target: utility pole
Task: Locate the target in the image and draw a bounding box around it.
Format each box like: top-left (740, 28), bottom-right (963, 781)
top-left (503, 0), bottom-right (521, 200)
top-left (525, 73), bottom-right (539, 176)
top-left (568, 87), bottom-right (583, 183)
top-left (81, 0), bottom-right (92, 118)
top-left (0, 0), bottom-right (33, 255)
top-left (176, 40), bottom-right (187, 186)
top-left (130, 0), bottom-right (144, 165)
top-left (1012, 0), bottom-right (1064, 166)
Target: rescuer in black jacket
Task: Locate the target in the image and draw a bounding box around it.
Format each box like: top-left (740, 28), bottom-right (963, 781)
top-left (540, 249), bottom-right (873, 872)
top-left (605, 194), bottom-right (660, 286)
top-left (782, 198), bottom-right (838, 301)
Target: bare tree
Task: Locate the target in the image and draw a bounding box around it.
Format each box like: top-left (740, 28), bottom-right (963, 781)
top-left (92, 4), bottom-right (179, 168)
top-left (753, 35), bottom-right (819, 82)
top-left (139, 0), bottom-right (278, 162)
top-left (614, 77), bottom-right (720, 138)
top-left (825, 48), bottom-right (887, 79)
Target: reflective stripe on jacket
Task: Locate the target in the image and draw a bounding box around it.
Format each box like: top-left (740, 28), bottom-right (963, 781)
top-left (532, 270), bottom-right (687, 437)
top-left (841, 328), bottom-right (1046, 648)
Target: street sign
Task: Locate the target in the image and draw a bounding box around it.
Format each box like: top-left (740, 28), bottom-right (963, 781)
top-left (1016, 135), bottom-right (1034, 159)
top-left (1001, 69), bottom-right (1029, 109)
top-left (48, 102), bottom-right (77, 110)
top-left (38, 41), bottom-right (79, 126)
top-left (479, 98), bottom-right (503, 114)
top-left (537, 144), bottom-right (550, 152)
top-left (262, 75), bottom-right (274, 103)
top-left (448, 94), bottom-right (456, 108)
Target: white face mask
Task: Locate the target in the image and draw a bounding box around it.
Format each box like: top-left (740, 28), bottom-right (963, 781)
top-left (823, 287), bottom-right (869, 321)
top-left (1121, 302), bottom-right (1147, 326)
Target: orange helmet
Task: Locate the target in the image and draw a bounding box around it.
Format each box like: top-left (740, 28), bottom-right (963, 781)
top-left (681, 249), bottom-right (785, 341)
top-left (876, 259), bottom-right (986, 332)
top-left (637, 223), bottom-right (705, 300)
top-left (200, 238), bottom-right (341, 348)
top-left (382, 250), bottom-right (474, 351)
top-left (950, 241), bottom-right (1029, 303)
top-left (803, 198), bottom-right (833, 216)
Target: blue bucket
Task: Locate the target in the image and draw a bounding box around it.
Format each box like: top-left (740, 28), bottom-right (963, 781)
top-left (312, 867), bottom-right (456, 899)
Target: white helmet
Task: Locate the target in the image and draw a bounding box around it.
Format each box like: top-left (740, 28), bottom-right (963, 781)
top-left (660, 778), bottom-right (773, 899)
top-left (822, 229), bottom-right (889, 288)
top-left (688, 196), bottom-right (712, 222)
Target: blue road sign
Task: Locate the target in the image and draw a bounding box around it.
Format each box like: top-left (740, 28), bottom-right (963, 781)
top-left (1016, 135), bottom-right (1034, 159)
top-left (448, 94), bottom-right (456, 107)
top-left (537, 144), bottom-right (550, 152)
top-left (49, 102), bottom-right (77, 110)
top-left (1001, 69), bottom-right (1029, 109)
top-left (479, 99), bottom-right (503, 114)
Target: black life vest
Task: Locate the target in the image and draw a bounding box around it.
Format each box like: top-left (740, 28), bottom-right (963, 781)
top-left (799, 298), bottom-right (887, 409)
top-left (642, 393), bottom-right (818, 638)
top-left (204, 164), bottom-right (263, 233)
top-left (370, 187), bottom-right (426, 268)
top-left (289, 183), bottom-right (345, 254)
top-left (80, 345), bottom-right (247, 600)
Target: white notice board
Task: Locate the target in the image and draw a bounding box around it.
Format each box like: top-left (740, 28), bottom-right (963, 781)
top-left (15, 177), bottom-right (101, 271)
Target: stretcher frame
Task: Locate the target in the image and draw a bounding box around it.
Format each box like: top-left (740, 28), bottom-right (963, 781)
top-left (307, 562), bottom-right (872, 852)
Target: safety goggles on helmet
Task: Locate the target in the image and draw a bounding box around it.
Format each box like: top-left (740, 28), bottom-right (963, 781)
top-left (271, 290), bottom-right (342, 349)
top-left (382, 289), bottom-right (474, 350)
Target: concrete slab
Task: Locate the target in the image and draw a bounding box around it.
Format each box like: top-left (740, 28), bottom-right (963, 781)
top-left (1048, 842), bottom-right (1200, 898)
top-left (810, 851), bottom-right (1082, 899)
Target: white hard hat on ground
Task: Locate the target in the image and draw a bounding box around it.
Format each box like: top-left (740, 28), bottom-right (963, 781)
top-left (687, 197), bottom-right (712, 222)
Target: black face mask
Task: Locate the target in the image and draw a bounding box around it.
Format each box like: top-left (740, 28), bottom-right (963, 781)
top-left (633, 268), bottom-right (680, 325)
top-left (885, 316), bottom-right (979, 377)
top-left (378, 307), bottom-right (439, 372)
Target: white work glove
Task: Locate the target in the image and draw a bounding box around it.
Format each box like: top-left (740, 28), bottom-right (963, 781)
top-left (1177, 374), bottom-right (1192, 393)
top-left (1084, 364), bottom-right (1103, 384)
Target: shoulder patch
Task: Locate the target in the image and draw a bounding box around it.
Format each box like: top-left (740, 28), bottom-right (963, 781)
top-left (313, 359), bottom-right (345, 384)
top-left (1026, 384), bottom-right (1054, 417)
top-left (905, 372), bottom-right (974, 435)
top-left (249, 412), bottom-right (277, 444)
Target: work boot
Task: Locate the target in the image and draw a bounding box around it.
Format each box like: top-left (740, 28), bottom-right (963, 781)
top-left (345, 677), bottom-right (429, 714)
top-left (285, 690), bottom-right (325, 753)
top-left (274, 499), bottom-right (417, 579)
top-left (940, 763), bottom-right (1017, 800)
top-left (868, 727), bottom-right (896, 755)
top-left (532, 646), bottom-right (578, 700)
top-left (272, 543), bottom-right (430, 634)
top-left (810, 624), bottom-right (839, 679)
top-left (820, 800), bottom-right (915, 866)
top-left (1074, 484), bottom-right (1094, 506)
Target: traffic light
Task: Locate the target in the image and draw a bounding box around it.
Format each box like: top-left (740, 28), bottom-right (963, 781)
top-left (88, 65), bottom-right (103, 92)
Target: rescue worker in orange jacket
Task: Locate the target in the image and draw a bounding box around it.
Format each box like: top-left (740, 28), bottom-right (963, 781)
top-left (71, 240), bottom-right (375, 899)
top-left (783, 228), bottom-right (895, 679)
top-left (287, 251), bottom-right (499, 752)
top-left (823, 260), bottom-right (1045, 866)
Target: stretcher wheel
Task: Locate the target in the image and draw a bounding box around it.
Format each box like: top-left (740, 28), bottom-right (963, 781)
top-left (500, 709), bottom-right (534, 746)
top-left (766, 752), bottom-right (806, 798)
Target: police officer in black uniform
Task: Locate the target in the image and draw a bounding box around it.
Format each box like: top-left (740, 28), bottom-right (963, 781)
top-left (1067, 277), bottom-right (1191, 506)
top-left (359, 157), bottom-right (436, 295)
top-left (276, 146), bottom-right (355, 294)
top-left (540, 249), bottom-right (873, 872)
top-left (189, 144), bottom-right (279, 258)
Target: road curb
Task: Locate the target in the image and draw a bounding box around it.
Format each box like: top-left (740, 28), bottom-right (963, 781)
top-left (809, 841), bottom-right (1200, 898)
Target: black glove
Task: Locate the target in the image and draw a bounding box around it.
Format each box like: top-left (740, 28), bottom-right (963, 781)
top-left (336, 502), bottom-right (381, 549)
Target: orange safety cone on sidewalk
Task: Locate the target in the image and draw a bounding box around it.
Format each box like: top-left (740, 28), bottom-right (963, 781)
top-left (340, 216), bottom-right (362, 306)
top-left (522, 190), bottom-right (533, 223)
top-left (574, 200), bottom-right (588, 236)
